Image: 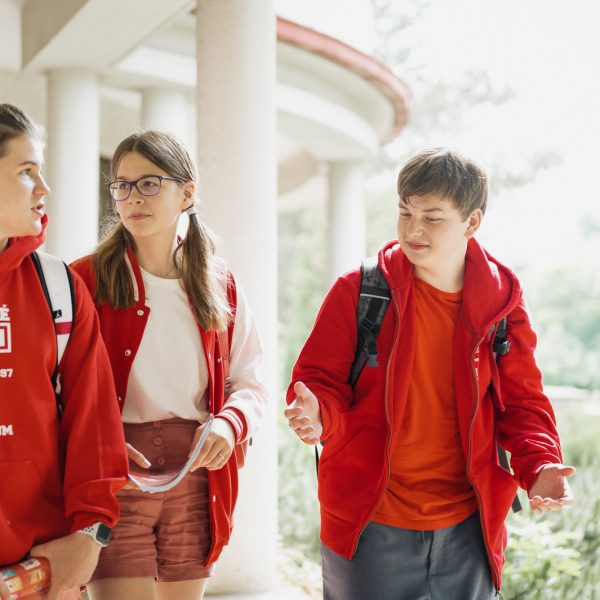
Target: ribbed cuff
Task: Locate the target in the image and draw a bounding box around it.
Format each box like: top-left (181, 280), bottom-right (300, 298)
top-left (215, 408), bottom-right (247, 443)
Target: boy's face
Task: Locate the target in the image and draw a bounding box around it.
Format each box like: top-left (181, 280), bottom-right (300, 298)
top-left (397, 193), bottom-right (482, 275)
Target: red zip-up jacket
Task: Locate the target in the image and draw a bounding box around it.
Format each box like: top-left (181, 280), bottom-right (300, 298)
top-left (286, 239), bottom-right (563, 590)
top-left (71, 249), bottom-right (258, 565)
top-left (0, 219), bottom-right (128, 565)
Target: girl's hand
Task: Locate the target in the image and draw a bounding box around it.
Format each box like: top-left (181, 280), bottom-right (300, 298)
top-left (124, 443), bottom-right (151, 489)
top-left (126, 443), bottom-right (151, 469)
top-left (189, 418), bottom-right (235, 471)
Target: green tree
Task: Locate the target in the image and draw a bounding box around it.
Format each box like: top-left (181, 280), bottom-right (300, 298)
top-left (524, 224), bottom-right (600, 389)
top-left (278, 203), bottom-right (327, 565)
top-left (370, 0), bottom-right (561, 191)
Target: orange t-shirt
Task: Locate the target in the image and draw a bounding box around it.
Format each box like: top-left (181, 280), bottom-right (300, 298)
top-left (373, 277), bottom-right (477, 530)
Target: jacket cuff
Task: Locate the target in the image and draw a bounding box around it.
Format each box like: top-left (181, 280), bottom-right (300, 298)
top-left (216, 408), bottom-right (247, 443)
top-left (518, 461), bottom-right (556, 492)
top-left (69, 512), bottom-right (114, 534)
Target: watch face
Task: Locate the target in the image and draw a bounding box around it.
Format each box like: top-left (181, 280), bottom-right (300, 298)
top-left (97, 523), bottom-right (112, 545)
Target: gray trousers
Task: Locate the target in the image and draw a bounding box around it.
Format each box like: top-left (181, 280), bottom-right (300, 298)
top-left (321, 512), bottom-right (497, 600)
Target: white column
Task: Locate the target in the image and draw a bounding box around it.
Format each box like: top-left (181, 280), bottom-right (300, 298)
top-left (327, 160), bottom-right (367, 283)
top-left (196, 1), bottom-right (277, 595)
top-left (0, 0), bottom-right (20, 71)
top-left (45, 69), bottom-right (99, 262)
top-left (141, 87), bottom-right (191, 148)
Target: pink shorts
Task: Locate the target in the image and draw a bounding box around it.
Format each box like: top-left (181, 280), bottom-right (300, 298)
top-left (93, 418), bottom-right (213, 583)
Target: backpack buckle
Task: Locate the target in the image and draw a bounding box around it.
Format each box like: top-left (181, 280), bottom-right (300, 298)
top-left (493, 338), bottom-right (510, 356)
top-left (366, 353), bottom-right (379, 367)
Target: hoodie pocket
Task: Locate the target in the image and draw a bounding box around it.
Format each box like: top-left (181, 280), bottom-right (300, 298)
top-left (318, 423), bottom-right (366, 467)
top-left (0, 460), bottom-right (62, 527)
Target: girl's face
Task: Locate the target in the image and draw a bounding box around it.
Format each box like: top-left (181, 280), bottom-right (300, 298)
top-left (0, 134), bottom-right (49, 249)
top-left (113, 151), bottom-right (194, 243)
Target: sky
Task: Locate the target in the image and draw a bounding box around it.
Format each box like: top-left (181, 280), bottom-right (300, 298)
top-left (369, 0), bottom-right (600, 275)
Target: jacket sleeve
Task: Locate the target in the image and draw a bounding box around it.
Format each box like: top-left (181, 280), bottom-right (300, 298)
top-left (57, 270), bottom-right (128, 531)
top-left (285, 275), bottom-right (359, 440)
top-left (69, 255), bottom-right (95, 295)
top-left (215, 281), bottom-right (268, 443)
top-left (494, 292), bottom-right (563, 491)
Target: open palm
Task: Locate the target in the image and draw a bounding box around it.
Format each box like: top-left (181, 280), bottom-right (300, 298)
top-left (528, 463), bottom-right (576, 513)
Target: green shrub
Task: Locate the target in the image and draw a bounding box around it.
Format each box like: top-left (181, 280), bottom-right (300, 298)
top-left (502, 511), bottom-right (581, 599)
top-left (278, 411), bottom-right (321, 564)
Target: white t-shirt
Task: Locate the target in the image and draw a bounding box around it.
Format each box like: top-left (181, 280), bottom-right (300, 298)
top-left (122, 267), bottom-right (264, 426)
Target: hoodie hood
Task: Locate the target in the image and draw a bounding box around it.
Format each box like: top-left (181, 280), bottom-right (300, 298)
top-left (0, 215), bottom-right (47, 277)
top-left (378, 237), bottom-right (522, 336)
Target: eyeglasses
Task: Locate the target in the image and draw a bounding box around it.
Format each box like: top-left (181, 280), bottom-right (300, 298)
top-left (107, 175), bottom-right (185, 201)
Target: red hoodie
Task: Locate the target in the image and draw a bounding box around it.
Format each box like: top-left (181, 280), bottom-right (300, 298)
top-left (287, 239), bottom-right (562, 590)
top-left (0, 218), bottom-right (128, 565)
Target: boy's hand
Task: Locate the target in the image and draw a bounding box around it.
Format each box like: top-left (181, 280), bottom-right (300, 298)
top-left (284, 382), bottom-right (323, 445)
top-left (528, 463), bottom-right (576, 513)
top-left (29, 532), bottom-right (102, 599)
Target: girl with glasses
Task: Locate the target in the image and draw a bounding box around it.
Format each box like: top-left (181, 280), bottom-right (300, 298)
top-left (71, 130), bottom-right (267, 600)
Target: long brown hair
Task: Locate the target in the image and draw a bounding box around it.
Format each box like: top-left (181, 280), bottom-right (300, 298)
top-left (94, 130), bottom-right (231, 331)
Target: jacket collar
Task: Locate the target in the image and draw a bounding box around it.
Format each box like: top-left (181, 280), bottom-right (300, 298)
top-left (0, 215), bottom-right (47, 277)
top-left (378, 237), bottom-right (522, 336)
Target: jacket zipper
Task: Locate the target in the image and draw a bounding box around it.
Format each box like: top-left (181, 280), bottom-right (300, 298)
top-left (351, 293), bottom-right (399, 554)
top-left (466, 336), bottom-right (501, 590)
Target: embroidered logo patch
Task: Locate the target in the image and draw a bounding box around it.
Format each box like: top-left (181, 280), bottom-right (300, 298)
top-left (0, 425), bottom-right (14, 436)
top-left (0, 305), bottom-right (11, 354)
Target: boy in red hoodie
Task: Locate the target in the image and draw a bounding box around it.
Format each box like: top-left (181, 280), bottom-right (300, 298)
top-left (285, 148), bottom-right (574, 599)
top-left (0, 104), bottom-right (128, 600)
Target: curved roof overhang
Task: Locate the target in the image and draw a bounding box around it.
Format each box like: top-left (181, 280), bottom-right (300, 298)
top-left (276, 16), bottom-right (410, 145)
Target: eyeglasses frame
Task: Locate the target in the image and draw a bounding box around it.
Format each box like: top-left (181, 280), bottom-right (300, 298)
top-left (107, 175), bottom-right (186, 202)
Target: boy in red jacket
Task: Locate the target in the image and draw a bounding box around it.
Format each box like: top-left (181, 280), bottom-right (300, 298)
top-left (0, 104), bottom-right (128, 600)
top-left (285, 148), bottom-right (574, 599)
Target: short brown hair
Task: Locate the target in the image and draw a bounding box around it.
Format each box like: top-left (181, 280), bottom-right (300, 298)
top-left (397, 148), bottom-right (488, 218)
top-left (0, 103), bottom-right (44, 158)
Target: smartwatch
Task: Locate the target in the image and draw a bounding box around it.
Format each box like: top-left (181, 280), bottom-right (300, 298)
top-left (76, 522), bottom-right (112, 547)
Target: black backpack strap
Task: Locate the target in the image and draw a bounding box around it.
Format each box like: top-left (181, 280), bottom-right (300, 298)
top-left (491, 316), bottom-right (522, 513)
top-left (498, 444), bottom-right (522, 513)
top-left (348, 257), bottom-right (391, 387)
top-left (492, 317), bottom-right (510, 357)
top-left (30, 251), bottom-right (53, 314)
top-left (315, 259), bottom-right (391, 472)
